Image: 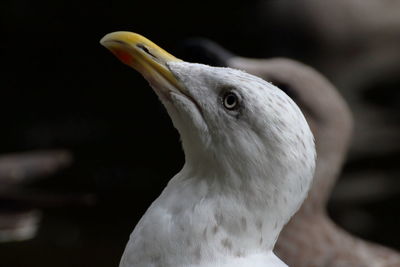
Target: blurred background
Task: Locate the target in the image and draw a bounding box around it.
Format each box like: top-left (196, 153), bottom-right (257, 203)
top-left (1, 0), bottom-right (399, 266)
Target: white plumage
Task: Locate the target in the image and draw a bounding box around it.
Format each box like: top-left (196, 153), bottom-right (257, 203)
top-left (101, 32), bottom-right (316, 267)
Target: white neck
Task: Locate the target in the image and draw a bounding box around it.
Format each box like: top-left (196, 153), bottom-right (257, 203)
top-left (153, 154), bottom-right (309, 266)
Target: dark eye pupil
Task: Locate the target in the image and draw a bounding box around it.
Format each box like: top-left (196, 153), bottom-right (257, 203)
top-left (226, 94), bottom-right (236, 105)
top-left (223, 92), bottom-right (238, 110)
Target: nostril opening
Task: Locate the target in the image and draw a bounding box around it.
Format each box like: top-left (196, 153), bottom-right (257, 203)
top-left (137, 44), bottom-right (157, 58)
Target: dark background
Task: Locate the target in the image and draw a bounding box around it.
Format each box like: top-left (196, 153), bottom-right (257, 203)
top-left (1, 0), bottom-right (399, 266)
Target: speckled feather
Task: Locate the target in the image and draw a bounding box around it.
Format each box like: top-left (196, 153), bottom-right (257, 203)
top-left (227, 57), bottom-right (400, 267)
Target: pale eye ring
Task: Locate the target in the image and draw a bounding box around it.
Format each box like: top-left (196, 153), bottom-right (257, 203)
top-left (223, 92), bottom-right (239, 110)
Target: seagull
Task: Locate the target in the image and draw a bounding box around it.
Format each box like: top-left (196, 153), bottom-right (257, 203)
top-left (180, 39), bottom-right (400, 266)
top-left (101, 32), bottom-right (315, 267)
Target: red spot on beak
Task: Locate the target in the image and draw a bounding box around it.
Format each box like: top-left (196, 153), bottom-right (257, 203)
top-left (112, 49), bottom-right (133, 65)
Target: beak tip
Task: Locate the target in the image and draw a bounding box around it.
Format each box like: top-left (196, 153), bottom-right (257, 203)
top-left (99, 33), bottom-right (115, 48)
top-left (99, 39), bottom-right (106, 47)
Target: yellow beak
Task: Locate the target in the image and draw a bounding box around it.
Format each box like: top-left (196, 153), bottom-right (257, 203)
top-left (100, 31), bottom-right (183, 93)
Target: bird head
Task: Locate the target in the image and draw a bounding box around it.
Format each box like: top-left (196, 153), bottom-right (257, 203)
top-left (180, 38), bottom-right (353, 208)
top-left (101, 32), bottom-right (315, 213)
top-left (179, 38), bottom-right (353, 150)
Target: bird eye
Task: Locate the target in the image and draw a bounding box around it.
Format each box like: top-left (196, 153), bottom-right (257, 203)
top-left (223, 92), bottom-right (239, 110)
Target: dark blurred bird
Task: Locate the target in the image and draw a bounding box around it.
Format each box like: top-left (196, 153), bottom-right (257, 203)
top-left (0, 150), bottom-right (72, 242)
top-left (101, 31), bottom-right (316, 267)
top-left (0, 150), bottom-right (94, 242)
top-left (180, 39), bottom-right (400, 266)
